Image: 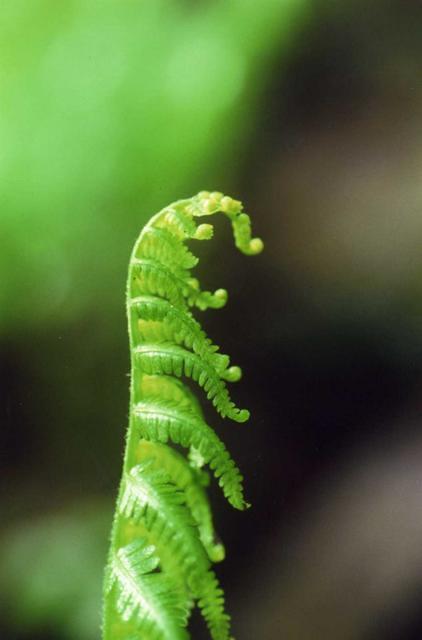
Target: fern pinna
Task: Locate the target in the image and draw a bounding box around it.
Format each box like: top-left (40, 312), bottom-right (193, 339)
top-left (103, 191), bottom-right (263, 640)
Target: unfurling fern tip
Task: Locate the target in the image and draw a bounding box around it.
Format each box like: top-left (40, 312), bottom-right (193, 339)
top-left (103, 191), bottom-right (262, 640)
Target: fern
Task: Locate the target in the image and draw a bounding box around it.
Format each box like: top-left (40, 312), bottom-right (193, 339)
top-left (102, 191), bottom-right (263, 640)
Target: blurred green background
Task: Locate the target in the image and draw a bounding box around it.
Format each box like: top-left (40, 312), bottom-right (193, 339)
top-left (2, 1), bottom-right (422, 639)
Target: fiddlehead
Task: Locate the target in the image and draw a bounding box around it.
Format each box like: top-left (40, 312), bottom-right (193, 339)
top-left (103, 191), bottom-right (263, 640)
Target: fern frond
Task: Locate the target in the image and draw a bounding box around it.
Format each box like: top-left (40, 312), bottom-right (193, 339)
top-left (131, 259), bottom-right (188, 308)
top-left (136, 227), bottom-right (198, 271)
top-left (120, 463), bottom-right (231, 639)
top-left (139, 375), bottom-right (203, 416)
top-left (133, 401), bottom-right (247, 510)
top-left (134, 344), bottom-right (248, 422)
top-left (131, 295), bottom-right (228, 371)
top-left (106, 540), bottom-right (189, 640)
top-left (136, 440), bottom-right (225, 563)
top-left (119, 463), bottom-right (210, 582)
top-left (154, 205), bottom-right (198, 240)
top-left (103, 191), bottom-right (262, 640)
top-left (198, 570), bottom-right (232, 640)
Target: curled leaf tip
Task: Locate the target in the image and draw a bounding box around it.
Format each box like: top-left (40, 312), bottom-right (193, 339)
top-left (222, 366), bottom-right (242, 383)
top-left (249, 237), bottom-right (264, 255)
top-left (214, 288), bottom-right (228, 304)
top-left (236, 409), bottom-right (250, 423)
top-left (195, 223), bottom-right (214, 240)
top-left (210, 543), bottom-right (225, 563)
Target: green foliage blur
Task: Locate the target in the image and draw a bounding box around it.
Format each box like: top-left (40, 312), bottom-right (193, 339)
top-left (1, 1), bottom-right (308, 639)
top-left (1, 0), bottom-right (306, 333)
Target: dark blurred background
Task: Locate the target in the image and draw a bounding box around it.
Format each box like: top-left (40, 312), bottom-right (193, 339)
top-left (2, 1), bottom-right (422, 638)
